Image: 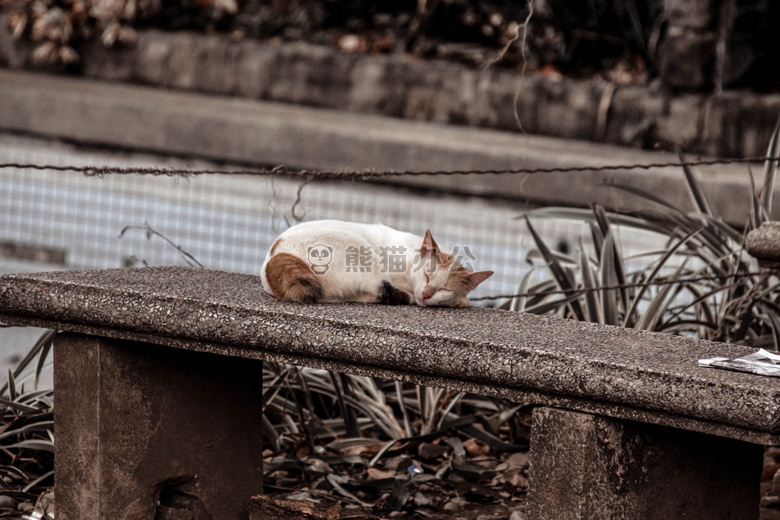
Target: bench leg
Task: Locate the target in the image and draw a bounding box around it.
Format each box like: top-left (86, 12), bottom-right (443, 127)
top-left (54, 333), bottom-right (264, 520)
top-left (526, 407), bottom-right (761, 520)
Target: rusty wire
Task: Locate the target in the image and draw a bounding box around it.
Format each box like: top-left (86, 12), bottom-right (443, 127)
top-left (1, 154), bottom-right (779, 178)
top-left (470, 269), bottom-right (778, 302)
top-left (2, 157), bottom-right (778, 304)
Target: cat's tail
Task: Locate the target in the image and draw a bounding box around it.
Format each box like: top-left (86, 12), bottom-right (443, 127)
top-left (264, 253), bottom-right (323, 303)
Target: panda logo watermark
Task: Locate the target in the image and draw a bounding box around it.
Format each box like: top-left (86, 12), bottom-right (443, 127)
top-left (306, 243), bottom-right (477, 275)
top-left (307, 244), bottom-right (333, 274)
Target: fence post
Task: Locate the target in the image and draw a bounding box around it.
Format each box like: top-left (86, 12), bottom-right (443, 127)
top-left (54, 333), bottom-right (264, 520)
top-left (747, 221), bottom-right (780, 272)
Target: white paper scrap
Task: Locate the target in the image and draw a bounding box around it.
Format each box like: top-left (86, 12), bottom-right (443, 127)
top-left (698, 349), bottom-right (780, 377)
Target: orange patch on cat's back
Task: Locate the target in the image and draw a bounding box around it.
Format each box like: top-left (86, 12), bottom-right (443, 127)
top-left (265, 252), bottom-right (323, 303)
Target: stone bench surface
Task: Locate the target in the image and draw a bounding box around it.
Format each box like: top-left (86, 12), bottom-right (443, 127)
top-left (1, 266), bottom-right (779, 444)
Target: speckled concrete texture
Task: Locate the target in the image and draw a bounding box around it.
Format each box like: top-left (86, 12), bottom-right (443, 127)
top-left (3, 267), bottom-right (780, 444)
top-left (526, 408), bottom-right (760, 520)
top-left (55, 333), bottom-right (264, 520)
top-left (748, 222), bottom-right (780, 271)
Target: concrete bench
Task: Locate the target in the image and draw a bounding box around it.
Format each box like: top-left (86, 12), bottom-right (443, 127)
top-left (0, 266), bottom-right (777, 520)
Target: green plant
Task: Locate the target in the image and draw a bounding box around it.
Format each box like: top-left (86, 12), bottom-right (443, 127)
top-left (262, 363), bottom-right (526, 450)
top-left (261, 361), bottom-right (529, 511)
top-left (0, 328), bottom-right (55, 515)
top-left (510, 116), bottom-right (780, 348)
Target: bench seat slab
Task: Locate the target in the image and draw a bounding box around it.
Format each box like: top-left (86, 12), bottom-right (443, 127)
top-left (4, 267), bottom-right (780, 444)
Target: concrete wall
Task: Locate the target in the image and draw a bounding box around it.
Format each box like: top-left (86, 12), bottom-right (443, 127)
top-left (1, 14), bottom-right (779, 159)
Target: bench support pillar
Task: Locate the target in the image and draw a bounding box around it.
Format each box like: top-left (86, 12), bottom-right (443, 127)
top-left (54, 333), bottom-right (264, 520)
top-left (526, 407), bottom-right (760, 520)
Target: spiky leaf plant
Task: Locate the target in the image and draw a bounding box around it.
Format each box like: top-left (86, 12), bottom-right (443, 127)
top-left (262, 363), bottom-right (526, 450)
top-left (511, 115), bottom-right (780, 348)
top-left (0, 329), bottom-right (55, 515)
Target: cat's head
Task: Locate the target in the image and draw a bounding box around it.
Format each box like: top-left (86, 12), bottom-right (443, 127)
top-left (414, 230), bottom-right (493, 308)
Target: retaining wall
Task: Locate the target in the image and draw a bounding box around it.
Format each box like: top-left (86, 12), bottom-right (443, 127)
top-left (1, 21), bottom-right (779, 159)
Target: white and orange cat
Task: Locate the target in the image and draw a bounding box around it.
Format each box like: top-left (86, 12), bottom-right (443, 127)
top-left (261, 220), bottom-right (493, 307)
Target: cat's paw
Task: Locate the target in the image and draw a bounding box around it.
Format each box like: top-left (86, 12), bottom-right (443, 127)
top-left (379, 281), bottom-right (412, 305)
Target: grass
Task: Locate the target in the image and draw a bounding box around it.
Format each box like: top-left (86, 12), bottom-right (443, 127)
top-left (509, 115), bottom-right (780, 348)
top-left (0, 329), bottom-right (55, 518)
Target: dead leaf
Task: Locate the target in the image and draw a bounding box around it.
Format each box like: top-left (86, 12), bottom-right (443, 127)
top-left (504, 469), bottom-right (528, 489)
top-left (58, 44), bottom-right (79, 64)
top-left (8, 12), bottom-right (27, 39)
top-left (496, 451), bottom-right (529, 472)
top-left (762, 463), bottom-right (780, 482)
top-left (381, 455), bottom-right (405, 471)
top-left (305, 458), bottom-right (333, 477)
top-left (443, 437), bottom-right (466, 461)
top-left (213, 0), bottom-right (238, 15)
top-left (342, 444), bottom-right (385, 457)
top-left (442, 497), bottom-right (467, 511)
top-left (417, 442), bottom-right (449, 460)
top-left (366, 467), bottom-right (396, 480)
top-left (540, 64), bottom-right (563, 81)
top-left (335, 34), bottom-right (367, 53)
top-left (296, 444), bottom-right (311, 460)
top-left (463, 438), bottom-right (489, 457)
top-left (412, 491), bottom-right (431, 507)
top-left (451, 460), bottom-right (496, 482)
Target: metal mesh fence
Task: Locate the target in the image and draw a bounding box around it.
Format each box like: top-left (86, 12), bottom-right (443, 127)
top-left (0, 133), bottom-right (661, 304)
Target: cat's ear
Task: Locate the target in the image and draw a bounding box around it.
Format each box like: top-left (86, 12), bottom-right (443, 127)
top-left (465, 270), bottom-right (493, 291)
top-left (420, 230), bottom-right (440, 258)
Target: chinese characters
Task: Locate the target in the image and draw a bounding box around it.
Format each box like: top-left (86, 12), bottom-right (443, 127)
top-left (309, 243), bottom-right (476, 275)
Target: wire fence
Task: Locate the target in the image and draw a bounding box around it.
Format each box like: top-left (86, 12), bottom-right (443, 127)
top-left (0, 135), bottom-right (540, 302)
top-left (0, 134), bottom-right (775, 305)
top-left (3, 155), bottom-right (779, 178)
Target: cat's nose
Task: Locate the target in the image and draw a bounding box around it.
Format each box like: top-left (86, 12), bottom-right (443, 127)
top-left (422, 287), bottom-right (435, 300)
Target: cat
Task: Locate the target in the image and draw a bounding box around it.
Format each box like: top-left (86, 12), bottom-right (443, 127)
top-left (261, 220), bottom-right (493, 307)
